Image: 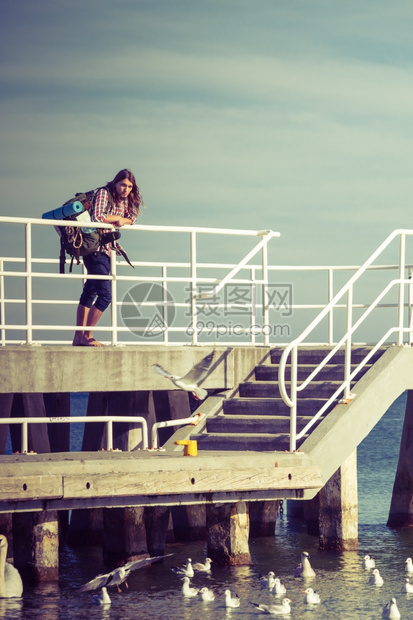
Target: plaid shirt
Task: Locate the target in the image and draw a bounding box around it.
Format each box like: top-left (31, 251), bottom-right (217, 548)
top-left (91, 188), bottom-right (137, 256)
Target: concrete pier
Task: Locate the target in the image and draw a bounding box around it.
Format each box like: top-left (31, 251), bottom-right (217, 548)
top-left (388, 389), bottom-right (413, 527)
top-left (318, 450), bottom-right (358, 551)
top-left (13, 512), bottom-right (59, 584)
top-left (206, 502), bottom-right (251, 566)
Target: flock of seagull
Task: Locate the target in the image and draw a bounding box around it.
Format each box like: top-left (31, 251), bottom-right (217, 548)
top-left (2, 534), bottom-right (413, 618)
top-left (165, 550), bottom-right (412, 617)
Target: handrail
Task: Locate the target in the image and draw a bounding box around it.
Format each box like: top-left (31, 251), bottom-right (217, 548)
top-left (0, 216), bottom-right (281, 346)
top-left (0, 415), bottom-right (149, 453)
top-left (278, 229), bottom-right (413, 451)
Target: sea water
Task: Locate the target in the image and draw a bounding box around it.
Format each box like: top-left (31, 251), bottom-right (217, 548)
top-left (2, 392), bottom-right (413, 620)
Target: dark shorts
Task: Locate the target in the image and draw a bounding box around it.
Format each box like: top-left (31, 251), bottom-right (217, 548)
top-left (79, 252), bottom-right (112, 312)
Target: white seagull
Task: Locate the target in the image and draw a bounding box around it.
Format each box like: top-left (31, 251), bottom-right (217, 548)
top-left (401, 577), bottom-right (413, 593)
top-left (78, 553), bottom-right (172, 593)
top-left (90, 587), bottom-right (111, 606)
top-left (260, 571), bottom-right (276, 589)
top-left (405, 557), bottom-right (413, 573)
top-left (225, 589), bottom-right (241, 608)
top-left (250, 598), bottom-right (291, 615)
top-left (303, 587), bottom-right (321, 604)
top-left (369, 568), bottom-right (384, 586)
top-left (272, 577), bottom-right (287, 596)
top-left (0, 535), bottom-right (23, 598)
top-left (363, 554), bottom-right (376, 569)
top-left (171, 558), bottom-right (194, 578)
top-left (199, 586), bottom-right (215, 602)
top-left (182, 576), bottom-right (199, 597)
top-left (382, 597), bottom-right (401, 619)
top-left (294, 551), bottom-right (316, 578)
top-left (193, 557), bottom-right (212, 573)
top-left (152, 350), bottom-right (215, 400)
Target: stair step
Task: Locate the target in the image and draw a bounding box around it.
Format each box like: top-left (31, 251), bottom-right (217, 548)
top-left (255, 363), bottom-right (371, 382)
top-left (270, 346), bottom-right (387, 365)
top-left (206, 415), bottom-right (318, 434)
top-left (239, 380), bottom-right (347, 399)
top-left (192, 432), bottom-right (299, 451)
top-left (223, 397), bottom-right (333, 416)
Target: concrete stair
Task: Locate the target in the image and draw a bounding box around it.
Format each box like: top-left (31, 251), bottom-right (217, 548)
top-left (191, 346), bottom-right (388, 452)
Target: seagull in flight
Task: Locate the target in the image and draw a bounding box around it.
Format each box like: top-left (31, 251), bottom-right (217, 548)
top-left (152, 350), bottom-right (215, 400)
top-left (78, 554), bottom-right (172, 593)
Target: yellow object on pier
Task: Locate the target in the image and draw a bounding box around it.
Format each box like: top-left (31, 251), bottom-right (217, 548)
top-left (175, 440), bottom-right (198, 456)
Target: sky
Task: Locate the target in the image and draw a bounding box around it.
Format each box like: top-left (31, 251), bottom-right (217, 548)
top-left (1, 0), bottom-right (413, 269)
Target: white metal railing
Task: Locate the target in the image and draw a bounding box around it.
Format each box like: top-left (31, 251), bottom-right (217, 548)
top-left (0, 411), bottom-right (206, 454)
top-left (0, 216), bottom-right (282, 346)
top-left (278, 229), bottom-right (413, 451)
top-left (1, 216), bottom-right (411, 348)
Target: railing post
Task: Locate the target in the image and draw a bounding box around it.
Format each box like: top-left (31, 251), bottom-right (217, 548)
top-left (262, 239), bottom-right (269, 346)
top-left (328, 268), bottom-right (334, 345)
top-left (21, 421), bottom-right (28, 453)
top-left (289, 345), bottom-right (298, 452)
top-left (25, 223), bottom-right (33, 344)
top-left (110, 249), bottom-right (118, 345)
top-left (398, 232), bottom-right (406, 346)
top-left (189, 231), bottom-right (198, 345)
top-left (409, 267), bottom-right (413, 346)
top-left (0, 259), bottom-right (5, 346)
top-left (106, 420), bottom-right (113, 451)
top-left (344, 285), bottom-right (353, 400)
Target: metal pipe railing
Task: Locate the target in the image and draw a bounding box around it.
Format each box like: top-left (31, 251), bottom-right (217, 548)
top-left (0, 415), bottom-right (149, 453)
top-left (0, 216), bottom-right (281, 346)
top-left (151, 412), bottom-right (205, 449)
top-left (278, 229), bottom-right (413, 451)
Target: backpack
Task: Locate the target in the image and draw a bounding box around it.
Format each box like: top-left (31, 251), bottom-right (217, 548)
top-left (42, 188), bottom-right (131, 273)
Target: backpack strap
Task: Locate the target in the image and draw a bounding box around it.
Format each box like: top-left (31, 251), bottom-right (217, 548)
top-left (117, 246), bottom-right (134, 269)
top-left (59, 237), bottom-right (66, 274)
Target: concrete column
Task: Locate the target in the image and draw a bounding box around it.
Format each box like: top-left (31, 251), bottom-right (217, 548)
top-left (9, 394), bottom-right (50, 453)
top-left (102, 507), bottom-right (147, 566)
top-left (0, 394), bottom-right (13, 454)
top-left (388, 390), bottom-right (413, 527)
top-left (318, 450), bottom-right (358, 551)
top-left (43, 393), bottom-right (70, 452)
top-left (171, 505), bottom-right (206, 541)
top-left (43, 393), bottom-right (71, 541)
top-left (66, 509), bottom-right (103, 546)
top-left (145, 506), bottom-right (170, 556)
top-left (303, 495), bottom-right (320, 536)
top-left (152, 390), bottom-right (191, 446)
top-left (249, 501), bottom-right (280, 537)
top-left (108, 391), bottom-right (155, 451)
top-left (206, 501), bottom-right (251, 566)
top-left (13, 512), bottom-right (59, 583)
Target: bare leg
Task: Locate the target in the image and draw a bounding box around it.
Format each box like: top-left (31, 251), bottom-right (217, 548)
top-left (72, 304), bottom-right (90, 346)
top-left (83, 306), bottom-right (104, 346)
top-left (72, 304), bottom-right (104, 346)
